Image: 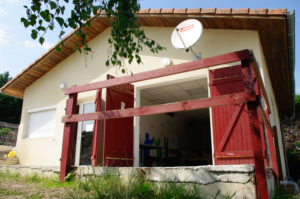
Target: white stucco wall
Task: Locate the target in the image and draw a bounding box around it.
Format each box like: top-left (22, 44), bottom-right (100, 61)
top-left (15, 26), bottom-right (285, 177)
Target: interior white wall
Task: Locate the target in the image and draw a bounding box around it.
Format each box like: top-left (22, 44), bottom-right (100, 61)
top-left (140, 99), bottom-right (188, 147)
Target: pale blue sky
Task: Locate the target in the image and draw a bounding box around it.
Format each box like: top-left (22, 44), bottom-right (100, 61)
top-left (0, 0), bottom-right (299, 94)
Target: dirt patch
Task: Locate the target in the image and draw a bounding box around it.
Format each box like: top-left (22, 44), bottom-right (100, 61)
top-left (0, 178), bottom-right (70, 199)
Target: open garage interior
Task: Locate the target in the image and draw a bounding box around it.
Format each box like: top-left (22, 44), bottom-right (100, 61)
top-left (139, 78), bottom-right (212, 166)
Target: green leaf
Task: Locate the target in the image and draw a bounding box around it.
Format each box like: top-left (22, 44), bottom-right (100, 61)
top-left (61, 6), bottom-right (65, 14)
top-left (31, 29), bottom-right (38, 39)
top-left (56, 8), bottom-right (60, 15)
top-left (37, 26), bottom-right (46, 31)
top-left (29, 14), bottom-right (37, 25)
top-left (21, 18), bottom-right (29, 28)
top-left (49, 1), bottom-right (57, 9)
top-left (55, 46), bottom-right (61, 52)
top-left (55, 17), bottom-right (64, 27)
top-left (39, 37), bottom-right (45, 45)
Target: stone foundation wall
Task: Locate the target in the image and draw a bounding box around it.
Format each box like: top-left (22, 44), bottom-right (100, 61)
top-left (0, 165), bottom-right (60, 178)
top-left (74, 165), bottom-right (256, 199)
top-left (0, 164), bottom-right (256, 198)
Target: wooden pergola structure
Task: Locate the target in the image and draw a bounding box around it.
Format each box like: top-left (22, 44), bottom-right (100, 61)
top-left (60, 50), bottom-right (280, 199)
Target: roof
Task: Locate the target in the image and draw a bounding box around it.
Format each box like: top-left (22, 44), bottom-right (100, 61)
top-left (0, 8), bottom-right (294, 114)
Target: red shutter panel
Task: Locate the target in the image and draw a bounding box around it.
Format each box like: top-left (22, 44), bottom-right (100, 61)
top-left (209, 65), bottom-right (254, 165)
top-left (103, 75), bottom-right (134, 166)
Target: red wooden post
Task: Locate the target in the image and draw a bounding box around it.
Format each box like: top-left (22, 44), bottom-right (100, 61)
top-left (91, 89), bottom-right (102, 166)
top-left (257, 109), bottom-right (269, 167)
top-left (59, 93), bottom-right (78, 182)
top-left (248, 101), bottom-right (269, 199)
top-left (242, 58), bottom-right (268, 198)
top-left (241, 59), bottom-right (253, 93)
top-left (273, 126), bottom-right (283, 180)
top-left (264, 110), bottom-right (279, 179)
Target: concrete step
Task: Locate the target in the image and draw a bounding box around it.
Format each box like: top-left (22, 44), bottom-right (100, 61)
top-left (0, 157), bottom-right (18, 165)
top-left (0, 145), bottom-right (13, 157)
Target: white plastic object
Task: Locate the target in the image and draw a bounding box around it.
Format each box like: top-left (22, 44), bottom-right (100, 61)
top-left (171, 19), bottom-right (203, 49)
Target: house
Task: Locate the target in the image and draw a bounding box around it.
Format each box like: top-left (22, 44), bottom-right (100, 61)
top-left (0, 8), bottom-right (295, 198)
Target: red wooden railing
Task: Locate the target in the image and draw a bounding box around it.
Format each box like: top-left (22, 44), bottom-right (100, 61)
top-left (60, 49), bottom-right (279, 199)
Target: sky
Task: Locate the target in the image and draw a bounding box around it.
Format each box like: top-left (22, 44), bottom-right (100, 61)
top-left (0, 0), bottom-right (299, 94)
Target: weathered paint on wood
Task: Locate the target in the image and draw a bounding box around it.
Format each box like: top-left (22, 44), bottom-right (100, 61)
top-left (209, 65), bottom-right (255, 165)
top-left (91, 89), bottom-right (102, 166)
top-left (59, 93), bottom-right (78, 182)
top-left (263, 108), bottom-right (280, 179)
top-left (250, 57), bottom-right (271, 113)
top-left (62, 92), bottom-right (255, 123)
top-left (65, 50), bottom-right (250, 94)
top-left (103, 76), bottom-right (134, 166)
top-left (273, 126), bottom-right (283, 180)
top-left (248, 102), bottom-right (269, 199)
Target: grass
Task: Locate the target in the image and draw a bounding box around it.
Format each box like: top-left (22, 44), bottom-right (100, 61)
top-left (271, 188), bottom-right (299, 199)
top-left (4, 170), bottom-right (297, 199)
top-left (0, 170), bottom-right (76, 189)
top-left (0, 187), bottom-right (23, 196)
top-left (68, 174), bottom-right (237, 199)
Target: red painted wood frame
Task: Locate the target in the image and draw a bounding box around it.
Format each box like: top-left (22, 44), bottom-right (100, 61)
top-left (65, 50), bottom-right (251, 95)
top-left (243, 61), bottom-right (268, 198)
top-left (91, 89), bottom-right (102, 166)
top-left (60, 93), bottom-right (78, 182)
top-left (59, 49), bottom-right (276, 198)
top-left (247, 101), bottom-right (269, 199)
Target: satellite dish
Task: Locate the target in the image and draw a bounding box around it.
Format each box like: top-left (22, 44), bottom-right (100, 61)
top-left (171, 19), bottom-right (203, 49)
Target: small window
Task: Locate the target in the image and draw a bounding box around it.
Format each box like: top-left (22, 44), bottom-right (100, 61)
top-left (26, 107), bottom-right (56, 138)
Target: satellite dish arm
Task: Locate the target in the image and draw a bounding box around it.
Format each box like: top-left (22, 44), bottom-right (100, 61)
top-left (176, 28), bottom-right (189, 52)
top-left (176, 29), bottom-right (201, 59)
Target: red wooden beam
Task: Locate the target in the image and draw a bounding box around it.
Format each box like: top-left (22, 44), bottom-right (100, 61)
top-left (59, 93), bottom-right (78, 182)
top-left (273, 126), bottom-right (283, 180)
top-left (65, 50), bottom-right (251, 94)
top-left (215, 151), bottom-right (254, 159)
top-left (91, 89), bottom-right (102, 166)
top-left (249, 53), bottom-right (271, 113)
top-left (257, 105), bottom-right (275, 137)
top-left (62, 91), bottom-right (256, 123)
top-left (248, 101), bottom-right (269, 199)
top-left (241, 59), bottom-right (254, 94)
top-left (261, 108), bottom-right (279, 179)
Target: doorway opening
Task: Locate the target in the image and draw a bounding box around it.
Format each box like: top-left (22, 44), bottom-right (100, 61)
top-left (139, 77), bottom-right (212, 166)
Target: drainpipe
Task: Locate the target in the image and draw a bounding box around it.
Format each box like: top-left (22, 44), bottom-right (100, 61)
top-left (278, 11), bottom-right (299, 194)
top-left (286, 10), bottom-right (295, 119)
